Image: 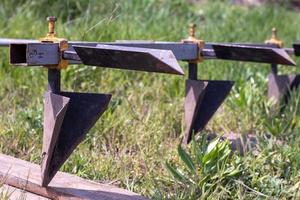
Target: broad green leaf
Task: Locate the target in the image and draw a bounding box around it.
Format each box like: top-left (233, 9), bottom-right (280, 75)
top-left (202, 138), bottom-right (221, 165)
top-left (178, 144), bottom-right (196, 173)
top-left (206, 138), bottom-right (220, 155)
top-left (165, 162), bottom-right (186, 182)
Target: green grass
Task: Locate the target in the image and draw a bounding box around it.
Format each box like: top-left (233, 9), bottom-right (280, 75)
top-left (0, 0), bottom-right (300, 199)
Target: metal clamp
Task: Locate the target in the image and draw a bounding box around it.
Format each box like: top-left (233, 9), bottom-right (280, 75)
top-left (265, 27), bottom-right (283, 48)
top-left (182, 23), bottom-right (205, 63)
top-left (39, 16), bottom-right (69, 69)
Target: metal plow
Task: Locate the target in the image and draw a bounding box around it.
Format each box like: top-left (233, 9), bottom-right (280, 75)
top-left (0, 17), bottom-right (185, 186)
top-left (229, 28), bottom-right (300, 106)
top-left (0, 17), bottom-right (297, 187)
top-left (179, 24), bottom-right (296, 144)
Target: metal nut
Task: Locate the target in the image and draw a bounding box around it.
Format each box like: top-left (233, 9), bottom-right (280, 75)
top-left (47, 16), bottom-right (57, 22)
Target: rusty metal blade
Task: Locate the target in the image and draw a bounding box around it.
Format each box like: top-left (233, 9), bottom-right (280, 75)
top-left (41, 92), bottom-right (70, 186)
top-left (41, 92), bottom-right (111, 186)
top-left (216, 42), bottom-right (296, 56)
top-left (268, 73), bottom-right (300, 105)
top-left (205, 44), bottom-right (296, 65)
top-left (183, 80), bottom-right (234, 144)
top-left (73, 45), bottom-right (184, 75)
top-left (204, 42), bottom-right (278, 49)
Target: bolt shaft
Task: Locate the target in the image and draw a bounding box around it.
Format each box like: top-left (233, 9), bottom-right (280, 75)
top-left (47, 16), bottom-right (57, 36)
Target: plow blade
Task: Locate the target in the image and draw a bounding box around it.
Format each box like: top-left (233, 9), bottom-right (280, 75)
top-left (41, 91), bottom-right (111, 186)
top-left (268, 73), bottom-right (300, 105)
top-left (183, 80), bottom-right (234, 144)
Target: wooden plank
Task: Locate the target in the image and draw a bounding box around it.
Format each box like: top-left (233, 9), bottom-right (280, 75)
top-left (1, 184), bottom-right (50, 200)
top-left (0, 153), bottom-right (148, 200)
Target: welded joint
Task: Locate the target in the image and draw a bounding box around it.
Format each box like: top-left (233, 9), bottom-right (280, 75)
top-left (181, 23), bottom-right (205, 63)
top-left (39, 16), bottom-right (69, 69)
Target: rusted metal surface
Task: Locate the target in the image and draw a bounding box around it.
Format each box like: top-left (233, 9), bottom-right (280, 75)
top-left (271, 63), bottom-right (278, 75)
top-left (3, 16), bottom-right (300, 187)
top-left (293, 43), bottom-right (300, 56)
top-left (42, 91), bottom-right (111, 186)
top-left (40, 69), bottom-right (112, 186)
top-left (183, 79), bottom-right (234, 144)
top-left (5, 40), bottom-right (297, 67)
top-left (42, 91), bottom-right (70, 186)
top-left (1, 39), bottom-right (199, 60)
top-left (10, 43), bottom-right (59, 66)
top-left (208, 44), bottom-right (296, 65)
top-left (73, 45), bottom-right (184, 75)
top-left (188, 62), bottom-right (198, 80)
top-left (268, 73), bottom-right (300, 105)
top-left (63, 50), bottom-right (81, 61)
top-left (47, 69), bottom-right (61, 93)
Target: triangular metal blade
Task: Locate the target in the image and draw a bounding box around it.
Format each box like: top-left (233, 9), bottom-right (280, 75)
top-left (73, 44), bottom-right (184, 75)
top-left (268, 73), bottom-right (300, 104)
top-left (208, 44), bottom-right (296, 65)
top-left (205, 42), bottom-right (278, 49)
top-left (41, 92), bottom-right (70, 186)
top-left (183, 80), bottom-right (207, 144)
top-left (41, 92), bottom-right (112, 186)
top-left (183, 80), bottom-right (234, 144)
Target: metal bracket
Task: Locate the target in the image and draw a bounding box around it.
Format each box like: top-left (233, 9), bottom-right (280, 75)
top-left (181, 23), bottom-right (205, 63)
top-left (265, 27), bottom-right (284, 48)
top-left (264, 28), bottom-right (300, 107)
top-left (39, 16), bottom-right (68, 69)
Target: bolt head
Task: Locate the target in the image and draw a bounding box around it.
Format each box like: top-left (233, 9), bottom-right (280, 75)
top-left (47, 16), bottom-right (57, 22)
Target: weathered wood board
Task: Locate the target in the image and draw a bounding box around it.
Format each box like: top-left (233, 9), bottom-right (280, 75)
top-left (0, 153), bottom-right (148, 200)
top-left (1, 184), bottom-right (50, 199)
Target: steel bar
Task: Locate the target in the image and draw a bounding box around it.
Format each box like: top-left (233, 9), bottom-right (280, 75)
top-left (10, 43), bottom-right (59, 66)
top-left (48, 69), bottom-right (61, 93)
top-left (271, 63), bottom-right (278, 75)
top-left (188, 62), bottom-right (198, 80)
top-left (1, 39), bottom-right (199, 61)
top-left (0, 38), bottom-right (38, 46)
top-left (293, 43), bottom-right (300, 56)
top-left (5, 40), bottom-right (297, 66)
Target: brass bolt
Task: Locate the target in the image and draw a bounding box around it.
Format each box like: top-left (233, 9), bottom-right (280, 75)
top-left (271, 27), bottom-right (277, 39)
top-left (189, 23), bottom-right (196, 38)
top-left (181, 23), bottom-right (204, 63)
top-left (265, 27), bottom-right (283, 48)
top-left (47, 16), bottom-right (57, 36)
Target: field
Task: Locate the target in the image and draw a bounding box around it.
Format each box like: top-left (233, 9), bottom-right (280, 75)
top-left (0, 0), bottom-right (300, 199)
